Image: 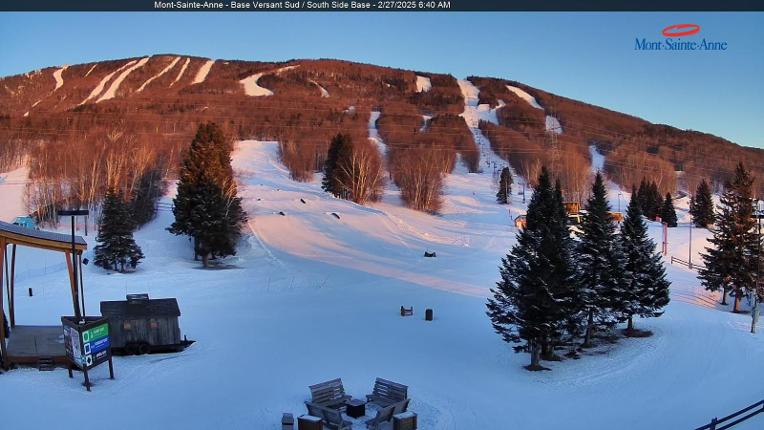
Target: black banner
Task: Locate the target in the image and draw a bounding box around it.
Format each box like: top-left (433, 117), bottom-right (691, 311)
top-left (0, 0), bottom-right (762, 12)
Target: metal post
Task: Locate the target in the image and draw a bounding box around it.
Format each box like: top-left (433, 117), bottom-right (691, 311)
top-left (689, 214), bottom-right (693, 269)
top-left (70, 215), bottom-right (80, 322)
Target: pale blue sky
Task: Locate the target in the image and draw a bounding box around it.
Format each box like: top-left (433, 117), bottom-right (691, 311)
top-left (0, 12), bottom-right (762, 148)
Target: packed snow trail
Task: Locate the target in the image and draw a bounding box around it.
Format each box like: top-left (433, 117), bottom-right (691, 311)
top-left (191, 59), bottom-right (215, 84)
top-left (52, 66), bottom-right (67, 91)
top-left (79, 59), bottom-right (137, 105)
top-left (137, 56), bottom-right (180, 92)
top-left (309, 79), bottom-right (329, 97)
top-left (169, 57), bottom-right (190, 87)
top-left (506, 84), bottom-right (543, 109)
top-left (415, 75), bottom-right (432, 92)
top-left (84, 64), bottom-right (97, 77)
top-left (96, 57), bottom-right (149, 102)
top-left (240, 65), bottom-right (299, 97)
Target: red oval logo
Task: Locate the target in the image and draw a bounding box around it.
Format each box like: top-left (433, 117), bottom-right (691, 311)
top-left (662, 23), bottom-right (701, 37)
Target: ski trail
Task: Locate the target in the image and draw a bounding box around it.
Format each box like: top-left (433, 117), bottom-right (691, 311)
top-left (84, 64), bottom-right (97, 77)
top-left (191, 59), bottom-right (215, 84)
top-left (457, 79), bottom-right (507, 174)
top-left (309, 79), bottom-right (329, 97)
top-left (52, 66), bottom-right (68, 91)
top-left (79, 59), bottom-right (137, 105)
top-left (96, 56), bottom-right (149, 102)
top-left (546, 115), bottom-right (563, 134)
top-left (505, 84), bottom-right (543, 109)
top-left (240, 65), bottom-right (299, 97)
top-left (169, 58), bottom-right (190, 87)
top-left (368, 111), bottom-right (386, 156)
top-left (416, 75), bottom-right (432, 92)
top-left (138, 56), bottom-right (181, 92)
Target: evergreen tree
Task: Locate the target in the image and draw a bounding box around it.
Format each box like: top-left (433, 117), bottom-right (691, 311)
top-left (636, 178), bottom-right (649, 215)
top-left (487, 167), bottom-right (577, 370)
top-left (642, 181), bottom-right (663, 220)
top-left (322, 133), bottom-right (353, 198)
top-left (169, 123), bottom-right (247, 267)
top-left (699, 163), bottom-right (759, 311)
top-left (577, 172), bottom-right (627, 347)
top-left (690, 179), bottom-right (715, 228)
top-left (660, 193), bottom-right (678, 227)
top-left (496, 167), bottom-right (513, 204)
top-left (94, 189), bottom-right (144, 272)
top-left (619, 190), bottom-right (671, 334)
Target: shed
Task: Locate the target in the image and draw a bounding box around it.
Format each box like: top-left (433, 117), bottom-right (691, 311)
top-left (12, 216), bottom-right (37, 230)
top-left (100, 294), bottom-right (185, 354)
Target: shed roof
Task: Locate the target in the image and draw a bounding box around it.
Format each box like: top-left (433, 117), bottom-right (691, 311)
top-left (0, 220), bottom-right (87, 252)
top-left (100, 298), bottom-right (181, 318)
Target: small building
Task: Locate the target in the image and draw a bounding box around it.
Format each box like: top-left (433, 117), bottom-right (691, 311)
top-left (100, 294), bottom-right (189, 355)
top-left (563, 202), bottom-right (581, 215)
top-left (608, 211), bottom-right (625, 223)
top-left (514, 215), bottom-right (527, 230)
top-left (12, 216), bottom-right (37, 230)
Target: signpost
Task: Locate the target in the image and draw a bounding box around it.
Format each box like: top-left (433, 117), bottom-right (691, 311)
top-left (62, 316), bottom-right (115, 391)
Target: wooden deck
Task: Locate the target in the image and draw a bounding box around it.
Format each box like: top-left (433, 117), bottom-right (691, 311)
top-left (5, 325), bottom-right (67, 365)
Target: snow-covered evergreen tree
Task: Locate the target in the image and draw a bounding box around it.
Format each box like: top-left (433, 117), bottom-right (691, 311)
top-left (496, 167), bottom-right (512, 204)
top-left (576, 172), bottom-right (627, 347)
top-left (169, 123), bottom-right (246, 267)
top-left (699, 163), bottom-right (759, 311)
top-left (487, 167), bottom-right (576, 370)
top-left (619, 190), bottom-right (671, 334)
top-left (690, 179), bottom-right (715, 228)
top-left (660, 193), bottom-right (678, 227)
top-left (94, 189), bottom-right (144, 272)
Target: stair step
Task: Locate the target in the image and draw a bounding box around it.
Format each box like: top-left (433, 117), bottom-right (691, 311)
top-left (38, 357), bottom-right (56, 371)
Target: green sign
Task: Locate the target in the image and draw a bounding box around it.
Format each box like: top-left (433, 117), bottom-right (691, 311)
top-left (82, 323), bottom-right (109, 343)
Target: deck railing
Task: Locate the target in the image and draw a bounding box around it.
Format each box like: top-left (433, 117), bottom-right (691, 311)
top-left (694, 400), bottom-right (764, 430)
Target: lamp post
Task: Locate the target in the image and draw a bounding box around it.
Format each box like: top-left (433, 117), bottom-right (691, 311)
top-left (617, 191), bottom-right (623, 213)
top-left (57, 209), bottom-right (89, 322)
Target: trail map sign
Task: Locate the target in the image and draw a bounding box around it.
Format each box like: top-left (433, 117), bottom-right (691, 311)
top-left (62, 316), bottom-right (115, 391)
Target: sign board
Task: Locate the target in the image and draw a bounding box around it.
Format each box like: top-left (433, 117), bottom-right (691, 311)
top-left (61, 316), bottom-right (115, 391)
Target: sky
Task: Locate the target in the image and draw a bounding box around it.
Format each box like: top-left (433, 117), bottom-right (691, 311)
top-left (0, 12), bottom-right (762, 148)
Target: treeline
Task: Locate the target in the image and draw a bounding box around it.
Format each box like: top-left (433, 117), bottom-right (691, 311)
top-left (488, 169), bottom-right (670, 370)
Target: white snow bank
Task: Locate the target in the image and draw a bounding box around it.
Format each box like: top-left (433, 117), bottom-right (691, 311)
top-left (169, 57), bottom-right (190, 87)
top-left (191, 59), bottom-right (215, 85)
top-left (79, 59), bottom-right (137, 105)
top-left (138, 57), bottom-right (180, 92)
top-left (309, 79), bottom-right (329, 97)
top-left (506, 84), bottom-right (543, 109)
top-left (53, 66), bottom-right (68, 91)
top-left (545, 115), bottom-right (563, 134)
top-left (240, 65), bottom-right (299, 97)
top-left (416, 75), bottom-right (432, 92)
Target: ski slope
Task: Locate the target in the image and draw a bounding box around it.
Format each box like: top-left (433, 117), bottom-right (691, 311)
top-left (1, 141), bottom-right (763, 430)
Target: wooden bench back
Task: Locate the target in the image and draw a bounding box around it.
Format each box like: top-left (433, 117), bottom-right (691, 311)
top-left (371, 378), bottom-right (408, 403)
top-left (309, 378), bottom-right (347, 405)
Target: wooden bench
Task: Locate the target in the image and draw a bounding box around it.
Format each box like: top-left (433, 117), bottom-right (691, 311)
top-left (366, 378), bottom-right (408, 408)
top-left (365, 398), bottom-right (409, 430)
top-left (400, 306), bottom-right (413, 316)
top-left (305, 402), bottom-right (352, 430)
top-left (309, 378), bottom-right (351, 410)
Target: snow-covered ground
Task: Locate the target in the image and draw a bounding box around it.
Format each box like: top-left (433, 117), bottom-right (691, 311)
top-left (52, 65), bottom-right (68, 91)
top-left (309, 79), bottom-right (329, 97)
top-left (241, 65), bottom-right (299, 97)
top-left (169, 58), bottom-right (190, 87)
top-left (79, 60), bottom-right (137, 105)
top-left (415, 75), bottom-right (431, 93)
top-left (138, 57), bottom-right (180, 92)
top-left (1, 140), bottom-right (763, 430)
top-left (0, 165), bottom-right (29, 221)
top-left (191, 59), bottom-right (215, 85)
top-left (96, 57), bottom-right (149, 103)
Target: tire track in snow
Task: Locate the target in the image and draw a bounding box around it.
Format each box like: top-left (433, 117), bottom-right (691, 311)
top-left (96, 56), bottom-right (149, 102)
top-left (138, 56), bottom-right (181, 92)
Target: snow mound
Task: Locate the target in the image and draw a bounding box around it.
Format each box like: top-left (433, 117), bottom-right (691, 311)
top-left (138, 57), bottom-right (180, 92)
top-left (52, 66), bottom-right (68, 91)
top-left (191, 59), bottom-right (215, 85)
top-left (79, 59), bottom-right (137, 105)
top-left (96, 57), bottom-right (149, 103)
top-left (169, 57), bottom-right (190, 87)
top-left (416, 75), bottom-right (432, 92)
top-left (506, 84), bottom-right (543, 109)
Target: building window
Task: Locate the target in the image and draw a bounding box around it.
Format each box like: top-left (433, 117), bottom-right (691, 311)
top-left (123, 321), bottom-right (132, 331)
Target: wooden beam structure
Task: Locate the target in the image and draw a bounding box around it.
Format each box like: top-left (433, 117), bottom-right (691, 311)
top-left (0, 221), bottom-right (87, 369)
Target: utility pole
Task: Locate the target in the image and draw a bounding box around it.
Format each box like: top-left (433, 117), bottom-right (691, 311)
top-left (689, 213), bottom-right (693, 270)
top-left (752, 199), bottom-right (762, 334)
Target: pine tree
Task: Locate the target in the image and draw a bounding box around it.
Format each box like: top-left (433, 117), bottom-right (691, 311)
top-left (94, 189), bottom-right (144, 272)
top-left (487, 167), bottom-right (576, 370)
top-left (577, 172), bottom-right (626, 347)
top-left (636, 178), bottom-right (649, 215)
top-left (169, 123), bottom-right (246, 267)
top-left (642, 181), bottom-right (663, 220)
top-left (660, 193), bottom-right (678, 227)
top-left (690, 179), bottom-right (715, 228)
top-left (322, 133), bottom-right (353, 198)
top-left (496, 167), bottom-right (512, 204)
top-left (700, 163), bottom-right (759, 311)
top-left (619, 190), bottom-right (671, 335)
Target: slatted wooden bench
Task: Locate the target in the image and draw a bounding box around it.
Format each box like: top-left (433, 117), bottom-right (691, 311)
top-left (309, 378), bottom-right (351, 410)
top-left (305, 401), bottom-right (352, 430)
top-left (365, 398), bottom-right (410, 430)
top-left (366, 378), bottom-right (408, 408)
